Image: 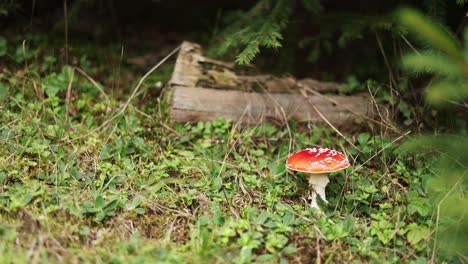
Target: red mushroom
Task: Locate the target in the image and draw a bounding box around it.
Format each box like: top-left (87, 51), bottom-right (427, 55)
top-left (286, 148), bottom-right (350, 209)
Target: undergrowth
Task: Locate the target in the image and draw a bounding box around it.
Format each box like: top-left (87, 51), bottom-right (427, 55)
top-left (0, 36), bottom-right (445, 263)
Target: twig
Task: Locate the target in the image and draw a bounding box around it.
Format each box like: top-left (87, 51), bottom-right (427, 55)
top-left (22, 40), bottom-right (28, 70)
top-left (366, 84), bottom-right (400, 134)
top-left (307, 99), bottom-right (358, 150)
top-left (151, 202), bottom-right (194, 219)
top-left (316, 236), bottom-right (321, 264)
top-left (262, 88), bottom-right (293, 154)
top-left (351, 130), bottom-right (411, 175)
top-left (376, 33), bottom-right (397, 89)
top-left (299, 79), bottom-right (401, 134)
top-left (297, 83), bottom-right (401, 134)
top-left (334, 130), bottom-right (411, 212)
top-left (65, 67), bottom-right (75, 124)
top-left (196, 54), bottom-right (235, 69)
top-left (111, 45), bottom-right (125, 93)
top-left (399, 33), bottom-right (421, 55)
top-left (95, 44), bottom-right (181, 133)
top-left (216, 108), bottom-right (247, 179)
top-left (133, 106), bottom-right (207, 156)
top-left (74, 67), bottom-right (111, 107)
top-left (0, 119), bottom-right (19, 131)
top-left (252, 79), bottom-right (293, 154)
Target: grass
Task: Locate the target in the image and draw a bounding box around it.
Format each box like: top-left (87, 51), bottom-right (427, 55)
top-left (0, 36), bottom-right (442, 263)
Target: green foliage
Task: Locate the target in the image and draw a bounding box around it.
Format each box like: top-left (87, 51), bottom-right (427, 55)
top-left (0, 0), bottom-right (19, 16)
top-left (216, 0), bottom-right (295, 64)
top-left (401, 135), bottom-right (468, 257)
top-left (398, 8), bottom-right (468, 105)
top-left (0, 41), bottom-right (437, 261)
top-left (1, 7), bottom-right (464, 261)
top-left (43, 66), bottom-right (75, 97)
top-left (397, 8), bottom-right (468, 258)
top-left (215, 0), bottom-right (403, 71)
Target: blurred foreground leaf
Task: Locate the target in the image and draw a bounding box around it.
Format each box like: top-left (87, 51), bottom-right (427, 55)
top-left (398, 8), bottom-right (468, 258)
top-left (398, 9), bottom-right (468, 106)
top-left (397, 8), bottom-right (463, 61)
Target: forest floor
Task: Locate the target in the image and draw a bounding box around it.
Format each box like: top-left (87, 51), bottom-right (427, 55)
top-left (0, 35), bottom-right (437, 263)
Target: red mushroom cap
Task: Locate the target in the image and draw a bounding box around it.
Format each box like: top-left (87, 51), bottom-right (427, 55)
top-left (286, 148), bottom-right (350, 173)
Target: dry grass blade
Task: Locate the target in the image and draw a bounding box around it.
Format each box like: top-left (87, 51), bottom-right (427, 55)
top-left (64, 67), bottom-right (75, 124)
top-left (350, 130), bottom-right (411, 175)
top-left (95, 44), bottom-right (181, 133)
top-left (75, 67), bottom-right (111, 107)
top-left (300, 85), bottom-right (401, 134)
top-left (314, 104), bottom-right (357, 148)
top-left (334, 131), bottom-right (411, 212)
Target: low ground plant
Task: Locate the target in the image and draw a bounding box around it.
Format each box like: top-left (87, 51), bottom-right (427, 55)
top-left (0, 39), bottom-right (437, 263)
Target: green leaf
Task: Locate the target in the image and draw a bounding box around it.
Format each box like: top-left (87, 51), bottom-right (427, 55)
top-left (134, 208), bottom-right (145, 215)
top-left (212, 176), bottom-right (222, 191)
top-left (198, 215), bottom-right (212, 226)
top-left (14, 45), bottom-right (35, 63)
top-left (407, 224), bottom-right (430, 245)
top-left (258, 254), bottom-right (275, 262)
top-left (82, 201), bottom-right (98, 213)
top-left (254, 211), bottom-right (270, 225)
top-left (10, 193), bottom-right (33, 209)
top-left (79, 226), bottom-right (90, 236)
top-left (131, 195), bottom-right (142, 208)
top-left (96, 212), bottom-right (106, 222)
top-left (0, 172), bottom-right (6, 184)
top-left (104, 199), bottom-right (120, 211)
top-left (408, 199), bottom-right (430, 216)
top-left (213, 209), bottom-right (225, 226)
top-left (265, 233), bottom-right (288, 253)
top-left (43, 66), bottom-right (74, 97)
top-left (239, 246), bottom-right (253, 262)
top-left (95, 195), bottom-right (104, 208)
top-left (357, 132), bottom-right (370, 145)
top-left (43, 73), bottom-right (63, 97)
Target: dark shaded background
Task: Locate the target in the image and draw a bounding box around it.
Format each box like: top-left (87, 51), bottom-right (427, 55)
top-left (1, 0), bottom-right (466, 80)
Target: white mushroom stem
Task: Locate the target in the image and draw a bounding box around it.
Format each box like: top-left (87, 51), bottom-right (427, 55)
top-left (308, 173), bottom-right (330, 209)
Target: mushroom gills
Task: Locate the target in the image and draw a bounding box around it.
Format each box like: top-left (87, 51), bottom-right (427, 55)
top-left (308, 174), bottom-right (330, 209)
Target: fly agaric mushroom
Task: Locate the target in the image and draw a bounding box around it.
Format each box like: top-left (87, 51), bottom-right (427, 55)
top-left (286, 148), bottom-right (350, 209)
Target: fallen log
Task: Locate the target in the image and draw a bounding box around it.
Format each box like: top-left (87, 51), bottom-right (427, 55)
top-left (168, 41), bottom-right (376, 127)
